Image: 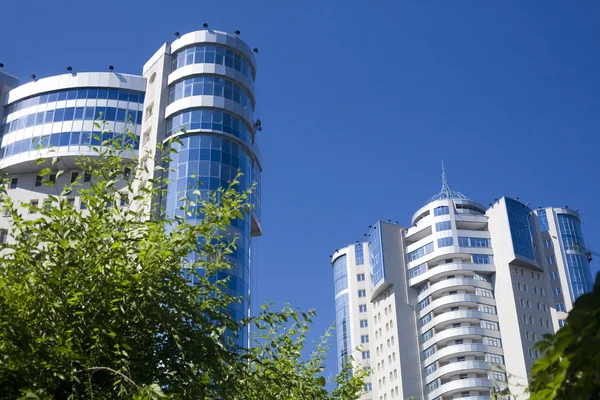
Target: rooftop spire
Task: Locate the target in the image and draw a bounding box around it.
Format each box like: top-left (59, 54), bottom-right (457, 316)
top-left (424, 161), bottom-right (470, 205)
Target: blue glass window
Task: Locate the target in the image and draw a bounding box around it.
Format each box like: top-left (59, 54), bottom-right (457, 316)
top-left (536, 209), bottom-right (549, 232)
top-left (368, 222), bottom-right (385, 285)
top-left (408, 263), bottom-right (427, 279)
top-left (168, 76), bottom-right (254, 112)
top-left (434, 206), bottom-right (449, 216)
top-left (354, 243), bottom-right (364, 265)
top-left (364, 383), bottom-right (372, 392)
top-left (165, 109), bottom-right (253, 149)
top-left (358, 289), bottom-right (366, 297)
top-left (421, 313), bottom-right (432, 326)
top-left (361, 351), bottom-right (370, 359)
top-left (333, 255), bottom-right (348, 296)
top-left (1, 88), bottom-right (144, 135)
top-left (407, 242), bottom-right (434, 262)
top-left (506, 198), bottom-right (537, 260)
top-left (552, 287), bottom-right (562, 296)
top-left (435, 221), bottom-right (452, 231)
top-left (473, 255), bottom-right (491, 264)
top-left (458, 237), bottom-right (489, 247)
top-left (335, 293), bottom-right (350, 371)
top-left (437, 237), bottom-right (453, 248)
top-left (557, 214), bottom-right (593, 300)
top-left (171, 45), bottom-right (254, 80)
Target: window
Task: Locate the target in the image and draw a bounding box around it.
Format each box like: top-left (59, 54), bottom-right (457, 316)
top-left (422, 329), bottom-right (433, 342)
top-left (408, 263), bottom-right (427, 279)
top-left (480, 305), bottom-right (496, 315)
top-left (84, 172), bottom-right (92, 182)
top-left (419, 297), bottom-right (430, 310)
top-left (434, 206), bottom-right (449, 216)
top-left (459, 237), bottom-right (490, 247)
top-left (528, 348), bottom-right (540, 359)
top-left (437, 237), bottom-right (453, 248)
top-left (461, 392), bottom-right (470, 398)
top-left (459, 374), bottom-right (468, 379)
top-left (476, 288), bottom-right (493, 298)
top-left (473, 254), bottom-right (490, 264)
top-left (9, 177), bottom-right (18, 189)
top-left (30, 200), bottom-right (39, 214)
top-left (2, 208), bottom-right (8, 217)
top-left (492, 371), bottom-right (507, 382)
top-left (358, 289), bottom-right (366, 297)
top-left (457, 356), bottom-right (466, 362)
top-left (421, 313), bottom-right (431, 326)
top-left (455, 339), bottom-right (464, 345)
top-left (450, 306), bottom-right (459, 311)
top-left (48, 174), bottom-right (56, 184)
top-left (355, 243), bottom-right (364, 265)
top-left (482, 320), bottom-right (498, 330)
top-left (360, 319), bottom-right (368, 328)
top-left (142, 128), bottom-right (151, 146)
top-left (359, 304), bottom-right (367, 313)
top-left (80, 201), bottom-right (87, 210)
top-left (407, 242), bottom-right (434, 262)
top-left (546, 256), bottom-right (556, 264)
top-left (424, 346), bottom-right (435, 358)
top-left (559, 320), bottom-right (567, 328)
top-left (550, 271), bottom-right (559, 280)
top-left (427, 380), bottom-right (439, 393)
top-left (68, 171), bottom-right (79, 184)
top-left (145, 103), bottom-right (154, 119)
top-left (552, 287), bottom-right (562, 296)
top-left (453, 323), bottom-right (461, 328)
top-left (556, 302), bottom-right (566, 312)
top-left (0, 229), bottom-right (7, 244)
top-left (362, 351), bottom-right (370, 359)
top-left (522, 313), bottom-right (528, 324)
top-left (543, 240), bottom-right (553, 248)
top-left (35, 175), bottom-right (43, 187)
top-left (449, 290), bottom-right (457, 295)
top-left (357, 273), bottom-right (365, 282)
top-left (425, 363), bottom-right (437, 376)
top-left (67, 198), bottom-right (75, 207)
top-left (435, 221), bottom-right (452, 231)
top-left (485, 337), bottom-right (501, 347)
top-left (486, 354), bottom-right (504, 364)
top-left (364, 383), bottom-right (372, 392)
top-left (522, 283), bottom-right (528, 292)
top-left (361, 335), bottom-right (369, 343)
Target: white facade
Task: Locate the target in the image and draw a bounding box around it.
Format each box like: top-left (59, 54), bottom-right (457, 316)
top-left (330, 176), bottom-right (577, 400)
top-left (0, 72), bottom-right (146, 242)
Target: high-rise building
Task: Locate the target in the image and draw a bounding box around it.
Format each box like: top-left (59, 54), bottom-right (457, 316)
top-left (329, 172), bottom-right (588, 400)
top-left (0, 28), bottom-right (262, 347)
top-left (533, 207), bottom-right (594, 327)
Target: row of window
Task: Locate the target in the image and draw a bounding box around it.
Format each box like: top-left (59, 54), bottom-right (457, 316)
top-left (458, 236), bottom-right (490, 248)
top-left (3, 88), bottom-right (144, 116)
top-left (168, 76), bottom-right (253, 111)
top-left (437, 237), bottom-right (453, 248)
top-left (355, 243), bottom-right (364, 265)
top-left (0, 131), bottom-right (140, 160)
top-left (165, 109), bottom-right (253, 149)
top-left (435, 220), bottom-right (451, 231)
top-left (514, 267), bottom-right (544, 280)
top-left (1, 106), bottom-right (142, 135)
top-left (407, 242), bottom-right (434, 262)
top-left (521, 314), bottom-right (551, 328)
top-left (434, 206), bottom-right (449, 216)
top-left (171, 45), bottom-right (254, 80)
top-left (408, 255), bottom-right (491, 280)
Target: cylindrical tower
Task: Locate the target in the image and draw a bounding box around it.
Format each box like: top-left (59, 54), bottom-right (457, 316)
top-left (0, 72), bottom-right (145, 230)
top-left (141, 29), bottom-right (262, 347)
top-left (405, 176), bottom-right (504, 400)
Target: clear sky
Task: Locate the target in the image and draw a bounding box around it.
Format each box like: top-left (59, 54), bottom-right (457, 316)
top-left (2, 0), bottom-right (599, 383)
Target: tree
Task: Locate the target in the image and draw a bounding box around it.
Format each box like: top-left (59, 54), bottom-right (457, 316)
top-left (0, 133), bottom-right (364, 399)
top-left (529, 272), bottom-right (600, 400)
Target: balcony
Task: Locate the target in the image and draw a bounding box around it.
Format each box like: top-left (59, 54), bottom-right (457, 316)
top-left (409, 262), bottom-right (495, 287)
top-left (422, 326), bottom-right (501, 350)
top-left (428, 378), bottom-right (492, 400)
top-left (425, 360), bottom-right (490, 384)
top-left (421, 309), bottom-right (498, 333)
top-left (424, 343), bottom-right (503, 366)
top-left (419, 278), bottom-right (493, 302)
top-left (419, 294), bottom-right (496, 318)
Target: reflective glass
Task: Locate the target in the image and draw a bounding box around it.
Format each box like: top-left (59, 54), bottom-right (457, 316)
top-left (171, 45), bottom-right (254, 80)
top-left (168, 76), bottom-right (253, 112)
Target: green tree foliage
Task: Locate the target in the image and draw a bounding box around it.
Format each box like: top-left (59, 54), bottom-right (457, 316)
top-left (529, 272), bottom-right (600, 400)
top-left (0, 133), bottom-right (364, 399)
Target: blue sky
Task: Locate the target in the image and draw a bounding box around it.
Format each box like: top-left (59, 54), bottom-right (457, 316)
top-left (2, 0), bottom-right (599, 383)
